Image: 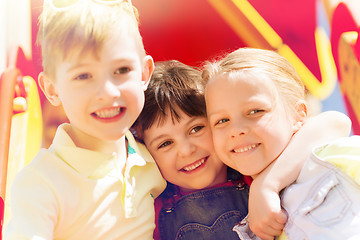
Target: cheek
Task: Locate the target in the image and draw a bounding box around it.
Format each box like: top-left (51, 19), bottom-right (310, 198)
top-left (200, 131), bottom-right (215, 149)
top-left (264, 126), bottom-right (293, 159)
top-left (156, 156), bottom-right (178, 182)
top-left (212, 130), bottom-right (225, 149)
top-left (124, 84), bottom-right (145, 110)
top-left (151, 152), bottom-right (173, 173)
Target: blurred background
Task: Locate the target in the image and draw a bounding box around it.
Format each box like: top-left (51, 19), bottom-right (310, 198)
top-left (1, 0), bottom-right (359, 235)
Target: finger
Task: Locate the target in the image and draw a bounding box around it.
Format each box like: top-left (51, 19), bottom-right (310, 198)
top-left (254, 230), bottom-right (277, 240)
top-left (251, 219), bottom-right (285, 233)
top-left (268, 221), bottom-right (285, 232)
top-left (275, 209), bottom-right (288, 224)
top-left (251, 224), bottom-right (283, 239)
top-left (263, 225), bottom-right (283, 236)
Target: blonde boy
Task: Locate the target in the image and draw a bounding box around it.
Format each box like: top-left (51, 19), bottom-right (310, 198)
top-left (4, 0), bottom-right (166, 239)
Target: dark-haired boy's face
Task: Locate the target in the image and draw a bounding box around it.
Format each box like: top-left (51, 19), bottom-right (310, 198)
top-left (143, 107), bottom-right (227, 192)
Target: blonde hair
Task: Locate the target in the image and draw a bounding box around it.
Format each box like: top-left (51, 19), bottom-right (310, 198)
top-left (37, 1), bottom-right (144, 79)
top-left (203, 47), bottom-right (305, 117)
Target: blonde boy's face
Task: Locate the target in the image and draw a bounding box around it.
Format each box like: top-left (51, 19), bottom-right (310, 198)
top-left (205, 73), bottom-right (298, 178)
top-left (40, 33), bottom-right (153, 148)
top-left (143, 107), bottom-right (227, 192)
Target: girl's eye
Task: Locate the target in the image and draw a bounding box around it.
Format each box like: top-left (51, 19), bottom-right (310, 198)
top-left (190, 125), bottom-right (204, 134)
top-left (215, 118), bottom-right (229, 126)
top-left (74, 73), bottom-right (92, 80)
top-left (249, 109), bottom-right (264, 115)
top-left (158, 140), bottom-right (172, 149)
top-left (115, 67), bottom-right (131, 74)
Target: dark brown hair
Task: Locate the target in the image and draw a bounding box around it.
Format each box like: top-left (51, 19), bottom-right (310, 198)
top-left (134, 60), bottom-right (206, 140)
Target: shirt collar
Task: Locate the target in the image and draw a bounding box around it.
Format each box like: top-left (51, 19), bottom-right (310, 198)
top-left (50, 123), bottom-right (155, 179)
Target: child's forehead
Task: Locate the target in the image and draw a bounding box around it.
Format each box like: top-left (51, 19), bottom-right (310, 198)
top-left (156, 106), bottom-right (205, 126)
top-left (61, 29), bottom-right (142, 61)
top-left (224, 70), bottom-right (275, 87)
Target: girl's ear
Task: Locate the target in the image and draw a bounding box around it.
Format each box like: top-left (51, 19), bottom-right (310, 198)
top-left (38, 72), bottom-right (61, 106)
top-left (141, 55), bottom-right (154, 91)
top-left (293, 100), bottom-right (308, 133)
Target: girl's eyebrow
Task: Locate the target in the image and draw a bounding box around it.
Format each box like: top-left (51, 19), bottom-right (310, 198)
top-left (207, 111), bottom-right (222, 121)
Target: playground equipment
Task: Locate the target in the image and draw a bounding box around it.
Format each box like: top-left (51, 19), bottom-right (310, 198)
top-left (0, 47), bottom-right (43, 236)
top-left (0, 0), bottom-right (359, 237)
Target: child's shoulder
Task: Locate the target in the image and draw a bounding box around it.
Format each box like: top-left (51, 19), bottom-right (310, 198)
top-left (10, 148), bottom-right (62, 192)
top-left (314, 135), bottom-right (360, 158)
top-left (16, 148), bottom-right (60, 174)
top-left (312, 135), bottom-right (360, 184)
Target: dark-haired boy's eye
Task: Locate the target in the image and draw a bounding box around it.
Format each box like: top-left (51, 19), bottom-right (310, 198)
top-left (190, 125), bottom-right (204, 134)
top-left (158, 140), bottom-right (172, 149)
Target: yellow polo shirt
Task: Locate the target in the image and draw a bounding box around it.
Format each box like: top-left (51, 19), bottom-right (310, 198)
top-left (4, 123), bottom-right (166, 240)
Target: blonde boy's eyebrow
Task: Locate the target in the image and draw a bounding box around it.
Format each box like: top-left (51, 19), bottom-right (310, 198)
top-left (67, 63), bottom-right (92, 73)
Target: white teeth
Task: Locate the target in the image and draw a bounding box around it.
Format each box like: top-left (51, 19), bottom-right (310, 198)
top-left (234, 144), bottom-right (257, 153)
top-left (183, 159), bottom-right (205, 171)
top-left (94, 107), bottom-right (121, 118)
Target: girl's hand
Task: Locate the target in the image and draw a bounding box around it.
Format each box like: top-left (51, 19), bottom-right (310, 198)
top-left (248, 178), bottom-right (287, 240)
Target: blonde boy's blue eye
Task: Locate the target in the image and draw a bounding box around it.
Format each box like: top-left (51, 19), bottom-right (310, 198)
top-left (74, 73), bottom-right (92, 80)
top-left (115, 67), bottom-right (131, 74)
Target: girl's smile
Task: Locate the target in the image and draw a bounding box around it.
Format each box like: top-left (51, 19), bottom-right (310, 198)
top-left (232, 143), bottom-right (260, 153)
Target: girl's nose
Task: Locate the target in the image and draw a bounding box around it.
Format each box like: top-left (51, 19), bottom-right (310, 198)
top-left (230, 121), bottom-right (247, 138)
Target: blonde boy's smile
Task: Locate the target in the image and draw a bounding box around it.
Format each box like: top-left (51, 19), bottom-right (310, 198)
top-left (92, 106), bottom-right (125, 119)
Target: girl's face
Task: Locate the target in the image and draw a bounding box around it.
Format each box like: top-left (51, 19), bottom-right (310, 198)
top-left (205, 72), bottom-right (298, 178)
top-left (143, 107), bottom-right (227, 192)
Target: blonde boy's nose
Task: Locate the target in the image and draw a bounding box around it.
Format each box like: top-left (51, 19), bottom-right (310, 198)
top-left (97, 79), bottom-right (121, 100)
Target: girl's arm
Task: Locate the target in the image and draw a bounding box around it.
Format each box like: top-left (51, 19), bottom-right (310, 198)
top-left (248, 111), bottom-right (352, 240)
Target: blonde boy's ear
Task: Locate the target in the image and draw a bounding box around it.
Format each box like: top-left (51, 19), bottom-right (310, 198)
top-left (38, 72), bottom-right (61, 106)
top-left (293, 100), bottom-right (308, 132)
top-left (141, 55), bottom-right (154, 91)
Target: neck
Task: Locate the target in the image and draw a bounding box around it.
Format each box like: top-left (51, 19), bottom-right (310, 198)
top-left (67, 125), bottom-right (127, 156)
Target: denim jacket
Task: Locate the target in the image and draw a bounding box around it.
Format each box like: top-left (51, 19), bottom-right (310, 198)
top-left (234, 136), bottom-right (360, 240)
top-left (157, 181), bottom-right (249, 240)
